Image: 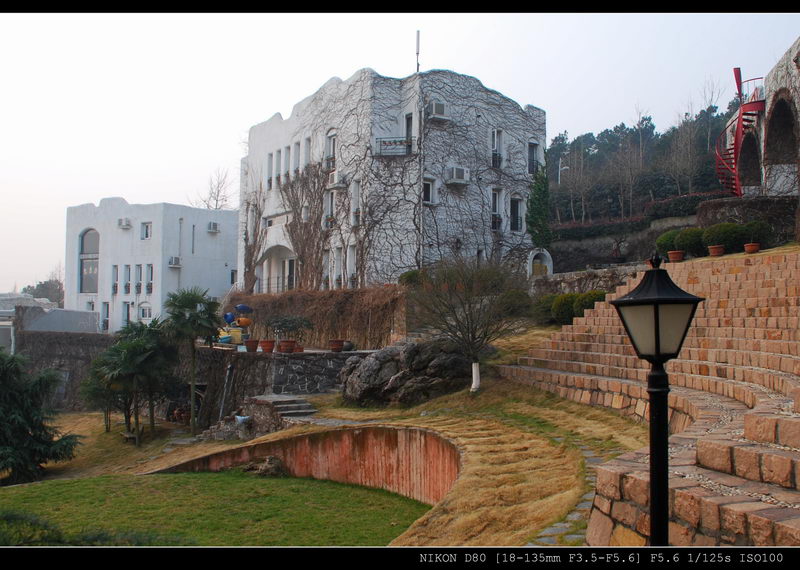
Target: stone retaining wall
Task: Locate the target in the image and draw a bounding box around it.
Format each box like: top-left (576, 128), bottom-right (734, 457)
top-left (152, 425), bottom-right (461, 506)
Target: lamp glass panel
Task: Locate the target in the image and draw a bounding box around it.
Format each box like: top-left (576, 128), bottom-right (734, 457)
top-left (658, 303), bottom-right (695, 355)
top-left (618, 304), bottom-right (656, 356)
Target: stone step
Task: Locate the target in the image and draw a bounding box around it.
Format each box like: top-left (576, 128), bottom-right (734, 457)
top-left (696, 437), bottom-right (800, 490)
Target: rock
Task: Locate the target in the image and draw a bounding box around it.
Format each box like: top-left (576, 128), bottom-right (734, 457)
top-left (341, 339), bottom-right (472, 407)
top-left (256, 456), bottom-right (287, 477)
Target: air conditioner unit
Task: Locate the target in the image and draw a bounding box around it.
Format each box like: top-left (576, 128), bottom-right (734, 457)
top-left (207, 221), bottom-right (220, 233)
top-left (426, 101), bottom-right (449, 119)
top-left (117, 218), bottom-right (132, 229)
top-left (445, 167), bottom-right (470, 185)
top-left (168, 256), bottom-right (181, 267)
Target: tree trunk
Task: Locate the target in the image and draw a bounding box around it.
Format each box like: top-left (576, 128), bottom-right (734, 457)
top-left (148, 393), bottom-right (156, 432)
top-left (470, 361), bottom-right (481, 393)
top-left (133, 380), bottom-right (141, 447)
top-left (190, 342), bottom-right (198, 436)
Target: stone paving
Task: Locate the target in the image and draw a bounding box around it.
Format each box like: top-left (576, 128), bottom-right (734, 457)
top-left (527, 439), bottom-right (612, 546)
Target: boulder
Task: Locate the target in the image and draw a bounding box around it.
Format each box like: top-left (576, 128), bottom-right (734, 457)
top-left (340, 339), bottom-right (475, 407)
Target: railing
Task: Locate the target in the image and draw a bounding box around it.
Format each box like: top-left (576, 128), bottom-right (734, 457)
top-left (325, 156), bottom-right (336, 171)
top-left (135, 282), bottom-right (142, 294)
top-left (492, 152), bottom-right (503, 168)
top-left (112, 283), bottom-right (118, 295)
top-left (510, 215), bottom-right (523, 232)
top-left (146, 282), bottom-right (153, 295)
top-left (261, 276), bottom-right (296, 294)
top-left (374, 137), bottom-right (416, 156)
top-left (124, 283), bottom-right (131, 294)
top-left (491, 214), bottom-right (502, 231)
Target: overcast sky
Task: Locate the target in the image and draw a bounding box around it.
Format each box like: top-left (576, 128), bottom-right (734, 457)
top-left (1, 13), bottom-right (798, 294)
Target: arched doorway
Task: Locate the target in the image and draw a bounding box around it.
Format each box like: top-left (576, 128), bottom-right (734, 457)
top-left (527, 248), bottom-right (553, 277)
top-left (739, 131), bottom-right (762, 194)
top-left (764, 93), bottom-right (799, 196)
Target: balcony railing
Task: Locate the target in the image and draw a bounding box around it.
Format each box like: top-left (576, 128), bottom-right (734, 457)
top-left (260, 275), bottom-right (296, 294)
top-left (146, 282), bottom-right (153, 295)
top-left (112, 283), bottom-right (118, 295)
top-left (124, 282), bottom-right (131, 294)
top-left (510, 215), bottom-right (523, 232)
top-left (375, 137), bottom-right (416, 157)
top-left (492, 152), bottom-right (503, 168)
top-left (325, 156), bottom-right (336, 171)
top-left (135, 282), bottom-right (142, 294)
top-left (491, 214), bottom-right (502, 231)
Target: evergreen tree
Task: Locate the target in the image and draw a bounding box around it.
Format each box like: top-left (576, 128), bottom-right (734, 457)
top-left (0, 350), bottom-right (80, 485)
top-left (526, 169), bottom-right (553, 250)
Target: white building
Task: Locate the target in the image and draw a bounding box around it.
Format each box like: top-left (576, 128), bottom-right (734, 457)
top-left (238, 68), bottom-right (547, 293)
top-left (65, 197), bottom-right (238, 332)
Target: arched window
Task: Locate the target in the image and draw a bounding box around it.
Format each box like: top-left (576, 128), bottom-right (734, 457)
top-left (79, 229), bottom-right (99, 293)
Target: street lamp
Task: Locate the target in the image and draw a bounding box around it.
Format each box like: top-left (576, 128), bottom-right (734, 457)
top-left (609, 254), bottom-right (703, 546)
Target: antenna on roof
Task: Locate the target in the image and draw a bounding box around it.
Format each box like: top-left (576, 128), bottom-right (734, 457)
top-left (416, 30), bottom-right (420, 73)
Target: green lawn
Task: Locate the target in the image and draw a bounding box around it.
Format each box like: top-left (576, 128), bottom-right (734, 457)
top-left (0, 470), bottom-right (429, 546)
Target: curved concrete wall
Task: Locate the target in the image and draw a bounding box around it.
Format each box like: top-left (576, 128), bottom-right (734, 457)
top-left (154, 425), bottom-right (461, 506)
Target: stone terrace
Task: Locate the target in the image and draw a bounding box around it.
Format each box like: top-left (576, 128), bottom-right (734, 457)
top-left (498, 250), bottom-right (800, 546)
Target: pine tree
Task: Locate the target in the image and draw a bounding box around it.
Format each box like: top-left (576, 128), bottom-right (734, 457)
top-left (0, 351), bottom-right (80, 485)
top-left (526, 169), bottom-right (553, 250)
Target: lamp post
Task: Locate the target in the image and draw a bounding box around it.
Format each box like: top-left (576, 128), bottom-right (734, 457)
top-left (609, 254), bottom-right (703, 546)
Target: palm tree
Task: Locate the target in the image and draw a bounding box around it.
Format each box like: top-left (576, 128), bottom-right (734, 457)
top-left (163, 287), bottom-right (221, 435)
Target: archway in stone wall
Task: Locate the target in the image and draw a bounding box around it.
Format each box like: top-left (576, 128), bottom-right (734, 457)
top-left (527, 248), bottom-right (553, 277)
top-left (764, 91), bottom-right (799, 196)
top-left (739, 131), bottom-right (762, 194)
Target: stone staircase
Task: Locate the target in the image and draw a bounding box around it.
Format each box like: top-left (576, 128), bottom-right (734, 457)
top-left (498, 250), bottom-right (800, 546)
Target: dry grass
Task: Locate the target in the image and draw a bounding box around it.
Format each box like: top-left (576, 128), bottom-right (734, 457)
top-left (308, 377), bottom-right (648, 546)
top-left (486, 324), bottom-right (560, 365)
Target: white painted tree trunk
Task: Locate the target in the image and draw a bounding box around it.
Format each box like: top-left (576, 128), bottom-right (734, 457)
top-left (470, 362), bottom-right (481, 392)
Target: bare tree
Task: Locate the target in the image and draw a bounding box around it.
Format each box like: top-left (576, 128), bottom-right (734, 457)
top-left (407, 258), bottom-right (530, 392)
top-left (190, 168), bottom-right (234, 210)
top-left (240, 164), bottom-right (269, 294)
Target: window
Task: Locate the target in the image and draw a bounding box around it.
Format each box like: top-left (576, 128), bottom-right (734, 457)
top-left (79, 228), bottom-right (99, 293)
top-left (139, 304), bottom-right (152, 320)
top-left (124, 265), bottom-right (131, 294)
top-left (510, 196), bottom-right (523, 232)
top-left (112, 265), bottom-right (118, 282)
top-left (491, 190), bottom-right (500, 214)
top-left (230, 269), bottom-right (237, 285)
top-left (528, 142), bottom-right (539, 174)
top-left (140, 222), bottom-right (152, 240)
top-left (422, 180), bottom-right (434, 203)
top-left (135, 264), bottom-right (142, 283)
top-left (146, 264), bottom-right (154, 283)
top-left (491, 129), bottom-right (503, 168)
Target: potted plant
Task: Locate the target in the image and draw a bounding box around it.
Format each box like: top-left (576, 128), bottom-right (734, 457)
top-left (702, 223), bottom-right (747, 257)
top-left (743, 220), bottom-right (773, 254)
top-left (329, 339), bottom-right (345, 352)
top-left (674, 228), bottom-right (706, 259)
top-left (292, 318), bottom-right (313, 352)
top-left (656, 229), bottom-right (684, 262)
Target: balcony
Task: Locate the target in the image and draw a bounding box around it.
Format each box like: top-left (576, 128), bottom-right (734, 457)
top-left (135, 282), bottom-right (142, 295)
top-left (374, 137), bottom-right (416, 157)
top-left (146, 282), bottom-right (153, 295)
top-left (112, 283), bottom-right (118, 295)
top-left (325, 156), bottom-right (336, 172)
top-left (124, 282), bottom-right (131, 294)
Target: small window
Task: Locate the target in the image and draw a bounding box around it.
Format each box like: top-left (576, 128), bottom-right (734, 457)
top-left (139, 305), bottom-right (152, 320)
top-left (230, 269), bottom-right (238, 285)
top-left (141, 222), bottom-right (152, 240)
top-left (422, 180), bottom-right (433, 203)
top-left (146, 264), bottom-right (154, 282)
top-left (528, 142), bottom-right (539, 174)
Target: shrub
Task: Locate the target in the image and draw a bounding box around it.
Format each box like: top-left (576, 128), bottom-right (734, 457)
top-left (674, 228), bottom-right (706, 257)
top-left (655, 229), bottom-right (682, 256)
top-left (530, 293), bottom-right (559, 325)
top-left (398, 269), bottom-right (423, 288)
top-left (573, 290), bottom-right (607, 318)
top-left (551, 293), bottom-right (580, 325)
top-left (497, 289), bottom-right (533, 318)
top-left (744, 220), bottom-right (774, 248)
top-left (702, 223), bottom-right (748, 253)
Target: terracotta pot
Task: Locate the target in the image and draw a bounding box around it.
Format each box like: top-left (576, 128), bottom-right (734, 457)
top-left (708, 245), bottom-right (725, 257)
top-left (293, 345), bottom-right (305, 353)
top-left (258, 339), bottom-right (275, 353)
top-left (329, 339), bottom-right (345, 352)
top-left (667, 250), bottom-right (685, 262)
top-left (244, 339), bottom-right (259, 352)
top-left (744, 242), bottom-right (760, 254)
top-left (278, 339), bottom-right (296, 353)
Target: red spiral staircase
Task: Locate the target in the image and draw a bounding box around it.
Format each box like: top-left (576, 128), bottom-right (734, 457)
top-left (715, 68), bottom-right (766, 196)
